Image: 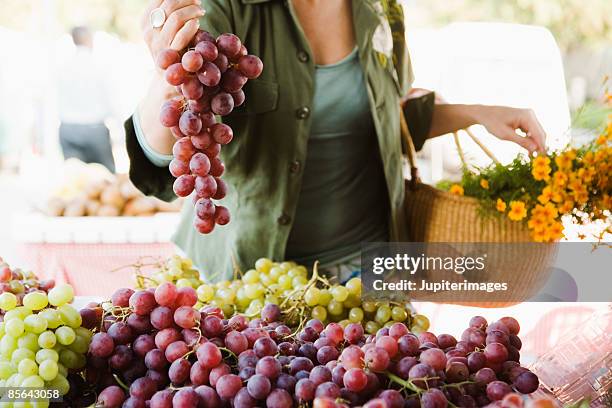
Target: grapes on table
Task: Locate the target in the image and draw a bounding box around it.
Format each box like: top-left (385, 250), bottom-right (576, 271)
top-left (0, 259), bottom-right (94, 407)
top-left (131, 255), bottom-right (426, 334)
top-left (157, 30), bottom-right (264, 234)
top-left (78, 255), bottom-right (552, 407)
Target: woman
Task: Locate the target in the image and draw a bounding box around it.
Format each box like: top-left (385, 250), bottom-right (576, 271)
top-left (128, 0), bottom-right (546, 280)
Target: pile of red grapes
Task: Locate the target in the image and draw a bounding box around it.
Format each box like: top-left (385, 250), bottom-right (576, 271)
top-left (88, 281), bottom-right (540, 408)
top-left (157, 30), bottom-right (263, 234)
top-left (0, 257), bottom-right (55, 311)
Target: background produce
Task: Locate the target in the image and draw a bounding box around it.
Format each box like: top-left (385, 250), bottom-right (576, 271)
top-left (45, 161), bottom-right (181, 217)
top-left (158, 30), bottom-right (263, 234)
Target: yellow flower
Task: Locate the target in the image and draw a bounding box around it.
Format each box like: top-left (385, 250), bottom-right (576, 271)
top-left (573, 189), bottom-right (589, 205)
top-left (583, 151), bottom-right (595, 166)
top-left (596, 135), bottom-right (607, 146)
top-left (559, 200), bottom-right (575, 214)
top-left (554, 152), bottom-right (574, 170)
top-left (533, 156), bottom-right (551, 167)
top-left (584, 168), bottom-right (595, 183)
top-left (532, 156), bottom-right (552, 181)
top-left (542, 202), bottom-right (559, 220)
top-left (528, 216), bottom-right (546, 232)
top-left (532, 228), bottom-right (551, 242)
top-left (496, 198), bottom-right (506, 212)
top-left (449, 184), bottom-right (464, 196)
top-left (531, 204), bottom-right (544, 218)
top-left (552, 171), bottom-right (568, 188)
top-left (508, 201), bottom-right (527, 221)
top-left (537, 186), bottom-right (553, 204)
top-left (551, 189), bottom-right (564, 203)
top-left (568, 177), bottom-right (583, 192)
top-left (480, 179), bottom-right (489, 190)
top-left (576, 168), bottom-right (595, 184)
top-left (532, 166), bottom-right (551, 181)
top-left (548, 221), bottom-right (565, 241)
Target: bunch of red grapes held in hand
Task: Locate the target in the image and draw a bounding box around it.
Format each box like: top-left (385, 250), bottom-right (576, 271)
top-left (156, 30), bottom-right (263, 234)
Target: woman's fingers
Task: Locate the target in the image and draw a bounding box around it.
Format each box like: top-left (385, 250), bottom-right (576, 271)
top-left (142, 0), bottom-right (164, 30)
top-left (160, 0), bottom-right (201, 15)
top-left (161, 5), bottom-right (205, 45)
top-left (170, 18), bottom-right (201, 51)
top-left (501, 129), bottom-right (538, 153)
top-left (519, 110), bottom-right (547, 153)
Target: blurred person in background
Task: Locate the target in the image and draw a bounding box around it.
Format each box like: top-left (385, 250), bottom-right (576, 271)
top-left (58, 26), bottom-right (115, 172)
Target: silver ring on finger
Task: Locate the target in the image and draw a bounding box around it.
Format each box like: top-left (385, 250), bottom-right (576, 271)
top-left (150, 7), bottom-right (167, 29)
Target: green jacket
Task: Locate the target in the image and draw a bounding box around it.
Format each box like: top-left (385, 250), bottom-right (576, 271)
top-left (126, 0), bottom-right (433, 279)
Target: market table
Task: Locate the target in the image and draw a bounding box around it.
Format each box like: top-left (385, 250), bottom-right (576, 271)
top-left (12, 213), bottom-right (180, 297)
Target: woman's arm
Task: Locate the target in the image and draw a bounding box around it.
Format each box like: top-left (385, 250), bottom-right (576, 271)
top-left (428, 104), bottom-right (546, 153)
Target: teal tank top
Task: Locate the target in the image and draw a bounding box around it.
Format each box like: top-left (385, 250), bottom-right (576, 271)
top-left (285, 48), bottom-right (389, 267)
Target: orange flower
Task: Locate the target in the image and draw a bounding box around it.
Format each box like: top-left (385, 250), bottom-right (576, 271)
top-left (537, 186), bottom-right (553, 204)
top-left (596, 134), bottom-right (607, 146)
top-left (533, 156), bottom-right (551, 167)
top-left (573, 189), bottom-right (589, 205)
top-left (496, 198), bottom-right (506, 212)
top-left (554, 152), bottom-right (574, 170)
top-left (449, 184), bottom-right (464, 196)
top-left (541, 202), bottom-right (559, 220)
top-left (532, 156), bottom-right (551, 181)
top-left (532, 167), bottom-right (551, 181)
top-left (508, 201), bottom-right (527, 221)
top-left (552, 171), bottom-right (568, 188)
top-left (551, 189), bottom-right (564, 203)
top-left (480, 179), bottom-right (489, 190)
top-left (558, 200), bottom-right (575, 214)
top-left (528, 216), bottom-right (546, 232)
top-left (549, 221), bottom-right (565, 241)
top-left (532, 228), bottom-right (551, 243)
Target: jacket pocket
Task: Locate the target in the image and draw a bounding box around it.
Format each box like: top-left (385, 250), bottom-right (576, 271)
top-left (234, 79), bottom-right (279, 115)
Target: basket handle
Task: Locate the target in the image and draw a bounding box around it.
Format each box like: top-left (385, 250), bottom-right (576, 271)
top-left (399, 106), bottom-right (420, 189)
top-left (400, 105), bottom-right (501, 187)
top-left (454, 128), bottom-right (501, 167)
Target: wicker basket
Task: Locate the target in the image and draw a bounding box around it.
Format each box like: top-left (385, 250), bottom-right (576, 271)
top-left (399, 109), bottom-right (557, 306)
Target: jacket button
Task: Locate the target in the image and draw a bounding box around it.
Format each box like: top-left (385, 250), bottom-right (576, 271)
top-left (277, 213), bottom-right (291, 226)
top-left (289, 160), bottom-right (301, 173)
top-left (297, 51), bottom-right (309, 63)
top-left (296, 106), bottom-right (310, 120)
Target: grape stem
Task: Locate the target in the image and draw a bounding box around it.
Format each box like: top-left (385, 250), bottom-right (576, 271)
top-left (231, 252), bottom-right (243, 280)
top-left (218, 346), bottom-right (238, 359)
top-left (440, 380), bottom-right (475, 389)
top-left (385, 372), bottom-right (428, 394)
top-left (112, 373), bottom-right (130, 392)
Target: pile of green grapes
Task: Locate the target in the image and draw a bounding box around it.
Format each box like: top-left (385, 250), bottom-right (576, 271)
top-left (135, 255), bottom-right (202, 295)
top-left (133, 256), bottom-right (429, 333)
top-left (0, 283), bottom-right (92, 407)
